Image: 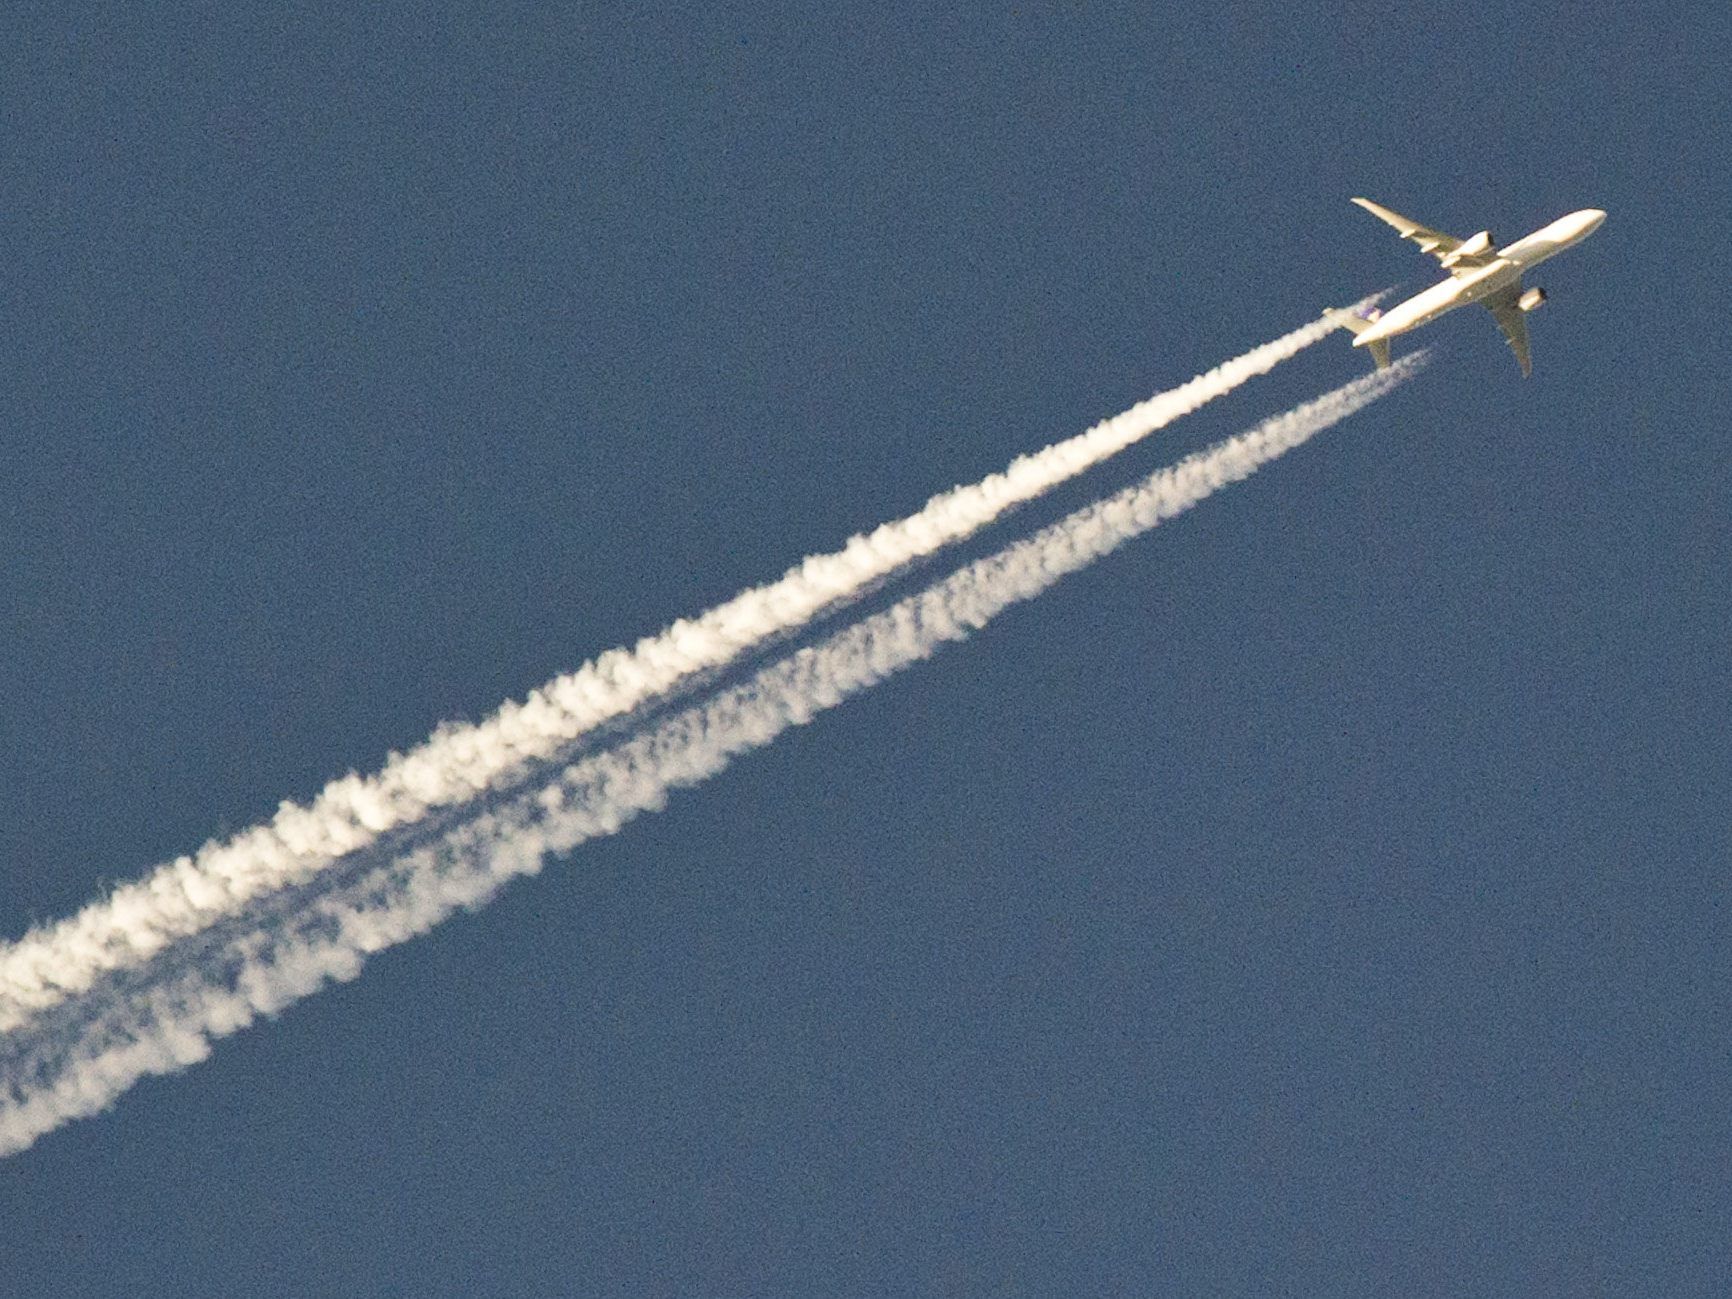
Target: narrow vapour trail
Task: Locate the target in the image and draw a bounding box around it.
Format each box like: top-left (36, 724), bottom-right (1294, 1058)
top-left (0, 306), bottom-right (1377, 1032)
top-left (0, 358), bottom-right (1424, 1159)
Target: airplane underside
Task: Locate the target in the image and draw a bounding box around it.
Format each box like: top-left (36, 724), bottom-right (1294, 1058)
top-left (1326, 197), bottom-right (1604, 379)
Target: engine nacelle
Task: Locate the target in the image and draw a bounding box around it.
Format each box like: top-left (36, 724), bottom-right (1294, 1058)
top-left (1518, 286), bottom-right (1547, 312)
top-left (1440, 230), bottom-right (1495, 267)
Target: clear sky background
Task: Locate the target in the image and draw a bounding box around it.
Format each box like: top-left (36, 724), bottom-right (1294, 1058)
top-left (3, 4), bottom-right (1728, 1295)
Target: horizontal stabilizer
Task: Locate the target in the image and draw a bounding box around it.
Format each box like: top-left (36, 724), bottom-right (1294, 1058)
top-left (1323, 306), bottom-right (1393, 371)
top-left (1323, 306), bottom-right (1376, 336)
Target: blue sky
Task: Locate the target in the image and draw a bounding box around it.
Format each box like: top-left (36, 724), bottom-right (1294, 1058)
top-left (2, 4), bottom-right (1728, 1294)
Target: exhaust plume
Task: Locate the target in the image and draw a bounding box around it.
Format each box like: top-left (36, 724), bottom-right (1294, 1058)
top-left (0, 307), bottom-right (1371, 1031)
top-left (0, 357), bottom-right (1424, 1158)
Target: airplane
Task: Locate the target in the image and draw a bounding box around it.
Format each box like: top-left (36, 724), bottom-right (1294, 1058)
top-left (1325, 198), bottom-right (1605, 377)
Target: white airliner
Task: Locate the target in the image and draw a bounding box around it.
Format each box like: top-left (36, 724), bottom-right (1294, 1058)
top-left (1325, 198), bottom-right (1605, 377)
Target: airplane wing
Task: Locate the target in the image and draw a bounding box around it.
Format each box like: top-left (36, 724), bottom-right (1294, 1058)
top-left (1351, 197), bottom-right (1462, 261)
top-left (1350, 197), bottom-right (1496, 272)
top-left (1482, 286), bottom-right (1533, 378)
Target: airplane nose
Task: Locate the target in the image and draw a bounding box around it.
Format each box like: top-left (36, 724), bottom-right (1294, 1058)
top-left (1579, 208), bottom-right (1607, 234)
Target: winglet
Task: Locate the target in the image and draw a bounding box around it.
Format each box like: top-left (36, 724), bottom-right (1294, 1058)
top-left (1351, 197), bottom-right (1409, 228)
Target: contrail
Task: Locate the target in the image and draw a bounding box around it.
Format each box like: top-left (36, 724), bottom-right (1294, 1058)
top-left (0, 357), bottom-right (1424, 1158)
top-left (0, 307), bottom-right (1372, 1032)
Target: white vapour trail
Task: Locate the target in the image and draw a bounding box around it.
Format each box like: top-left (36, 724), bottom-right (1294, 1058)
top-left (0, 308), bottom-right (1370, 1032)
top-left (0, 358), bottom-right (1424, 1159)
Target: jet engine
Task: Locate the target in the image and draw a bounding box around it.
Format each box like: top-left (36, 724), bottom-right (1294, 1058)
top-left (1518, 287), bottom-right (1547, 312)
top-left (1440, 230), bottom-right (1495, 267)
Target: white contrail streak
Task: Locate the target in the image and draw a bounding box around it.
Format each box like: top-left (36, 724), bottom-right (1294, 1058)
top-left (0, 308), bottom-right (1371, 1032)
top-left (0, 357), bottom-right (1424, 1158)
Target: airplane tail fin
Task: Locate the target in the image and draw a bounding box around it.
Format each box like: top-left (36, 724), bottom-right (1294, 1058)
top-left (1322, 306), bottom-right (1393, 371)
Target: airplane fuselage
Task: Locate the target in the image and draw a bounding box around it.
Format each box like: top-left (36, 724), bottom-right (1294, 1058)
top-left (1354, 208), bottom-right (1606, 348)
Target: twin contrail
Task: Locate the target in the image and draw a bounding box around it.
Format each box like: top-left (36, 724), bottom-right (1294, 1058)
top-left (0, 356), bottom-right (1425, 1158)
top-left (0, 307), bottom-right (1372, 1035)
